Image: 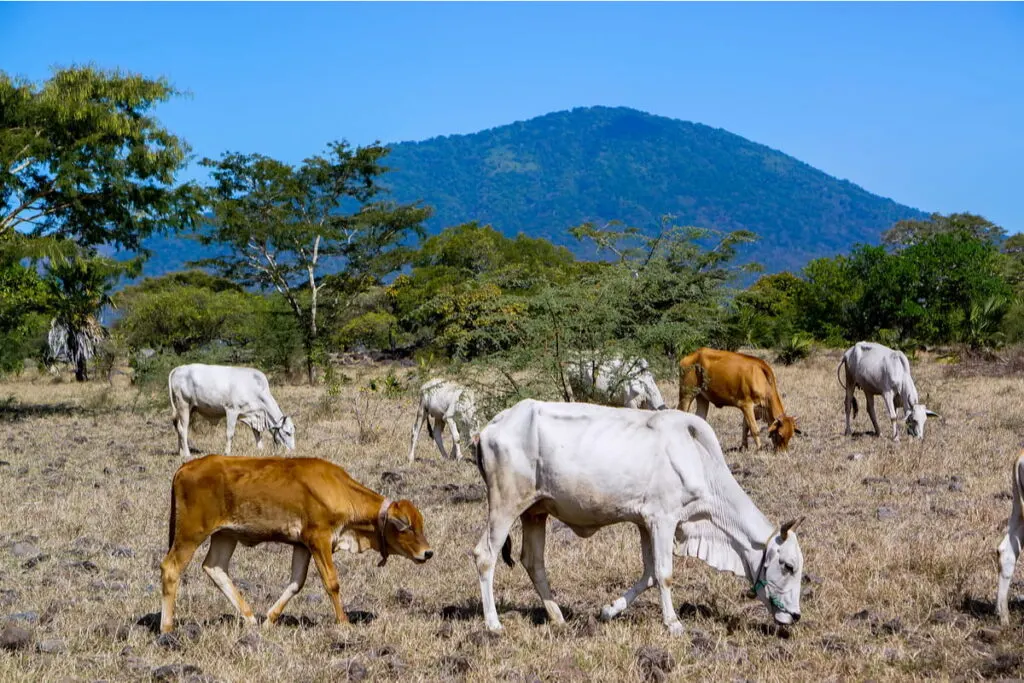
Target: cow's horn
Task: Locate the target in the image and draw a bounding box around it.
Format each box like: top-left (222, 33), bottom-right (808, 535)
top-left (780, 516), bottom-right (805, 540)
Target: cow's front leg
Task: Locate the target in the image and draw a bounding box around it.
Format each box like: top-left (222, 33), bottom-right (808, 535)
top-left (882, 391), bottom-right (900, 441)
top-left (649, 518), bottom-right (684, 636)
top-left (224, 410), bottom-right (239, 456)
top-left (695, 396), bottom-right (710, 419)
top-left (740, 404), bottom-right (762, 449)
top-left (446, 416), bottom-right (463, 460)
top-left (519, 512), bottom-right (565, 625)
top-left (309, 535), bottom-right (348, 625)
top-left (601, 524), bottom-right (654, 621)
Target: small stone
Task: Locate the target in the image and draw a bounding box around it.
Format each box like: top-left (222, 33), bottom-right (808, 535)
top-left (949, 479), bottom-right (964, 492)
top-left (975, 627), bottom-right (1002, 645)
top-left (11, 542), bottom-right (40, 559)
top-left (380, 471), bottom-right (404, 487)
top-left (441, 655), bottom-right (472, 675)
top-left (151, 663), bottom-right (203, 681)
top-left (637, 645), bottom-right (675, 680)
top-left (66, 560), bottom-right (99, 573)
top-left (155, 632), bottom-right (183, 650)
top-left (37, 638), bottom-right (66, 654)
top-left (463, 629), bottom-right (501, 647)
top-left (23, 553), bottom-right (50, 569)
top-left (7, 611), bottom-right (39, 625)
top-left (435, 621), bottom-right (454, 640)
top-left (862, 477), bottom-right (890, 486)
top-left (333, 659), bottom-right (367, 681)
top-left (110, 546), bottom-right (134, 558)
top-left (0, 623), bottom-right (33, 651)
top-left (876, 507), bottom-right (897, 521)
top-left (848, 452), bottom-right (865, 461)
top-left (394, 588), bottom-right (414, 607)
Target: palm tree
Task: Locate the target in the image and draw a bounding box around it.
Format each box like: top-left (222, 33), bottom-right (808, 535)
top-left (44, 254), bottom-right (133, 381)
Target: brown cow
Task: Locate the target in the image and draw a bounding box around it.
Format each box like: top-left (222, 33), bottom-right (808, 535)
top-left (159, 455), bottom-right (433, 633)
top-left (678, 348), bottom-right (801, 451)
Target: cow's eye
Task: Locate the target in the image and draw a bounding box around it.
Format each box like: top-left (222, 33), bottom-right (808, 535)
top-left (780, 561), bottom-right (795, 574)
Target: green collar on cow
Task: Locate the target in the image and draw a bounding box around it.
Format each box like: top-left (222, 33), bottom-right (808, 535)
top-left (750, 528), bottom-right (787, 613)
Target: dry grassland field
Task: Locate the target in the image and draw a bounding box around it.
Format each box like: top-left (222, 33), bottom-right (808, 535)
top-left (3, 350), bottom-right (1024, 682)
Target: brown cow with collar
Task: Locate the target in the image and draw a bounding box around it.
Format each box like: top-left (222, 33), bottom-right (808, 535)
top-left (159, 455), bottom-right (433, 633)
top-left (678, 348), bottom-right (801, 451)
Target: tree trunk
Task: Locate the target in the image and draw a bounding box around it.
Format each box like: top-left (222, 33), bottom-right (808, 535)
top-left (75, 353), bottom-right (88, 382)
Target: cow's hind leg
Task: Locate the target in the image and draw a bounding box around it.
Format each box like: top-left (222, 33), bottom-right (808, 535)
top-left (474, 508), bottom-right (519, 632)
top-left (202, 532), bottom-right (256, 626)
top-left (740, 404), bottom-right (762, 449)
top-left (864, 393), bottom-right (882, 438)
top-left (998, 461), bottom-right (1024, 624)
top-left (446, 415), bottom-right (463, 460)
top-left (408, 406), bottom-right (427, 462)
top-left (160, 534), bottom-right (203, 633)
top-left (519, 511), bottom-right (565, 625)
top-left (649, 517), bottom-right (684, 635)
top-left (431, 415), bottom-right (449, 459)
top-left (844, 379), bottom-right (856, 436)
top-left (266, 544), bottom-right (312, 626)
top-left (601, 524), bottom-right (655, 621)
top-left (173, 407), bottom-right (191, 458)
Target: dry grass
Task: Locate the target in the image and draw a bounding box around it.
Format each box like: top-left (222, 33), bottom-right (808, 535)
top-left (2, 352), bottom-right (1024, 682)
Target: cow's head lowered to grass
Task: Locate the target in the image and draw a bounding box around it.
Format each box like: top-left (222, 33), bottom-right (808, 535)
top-left (905, 404), bottom-right (940, 439)
top-left (751, 517), bottom-right (805, 625)
top-left (269, 415), bottom-right (296, 450)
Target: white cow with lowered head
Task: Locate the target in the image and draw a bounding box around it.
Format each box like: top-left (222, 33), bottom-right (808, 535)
top-left (408, 378), bottom-right (481, 462)
top-left (565, 355), bottom-right (667, 410)
top-left (837, 341), bottom-right (940, 441)
top-left (473, 399), bottom-right (805, 635)
top-left (168, 363), bottom-right (296, 458)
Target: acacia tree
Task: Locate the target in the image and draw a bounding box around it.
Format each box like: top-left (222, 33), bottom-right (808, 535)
top-left (0, 66), bottom-right (201, 258)
top-left (198, 143), bottom-right (431, 384)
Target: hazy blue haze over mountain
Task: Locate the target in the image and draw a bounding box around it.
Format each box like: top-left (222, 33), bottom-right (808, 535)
top-left (129, 106), bottom-right (927, 280)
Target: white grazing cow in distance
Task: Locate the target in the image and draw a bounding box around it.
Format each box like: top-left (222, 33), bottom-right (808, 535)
top-left (997, 450), bottom-right (1024, 624)
top-left (408, 378), bottom-right (480, 462)
top-left (837, 341), bottom-right (940, 441)
top-left (168, 364), bottom-right (296, 459)
top-left (565, 355), bottom-right (667, 410)
top-left (473, 399), bottom-right (805, 635)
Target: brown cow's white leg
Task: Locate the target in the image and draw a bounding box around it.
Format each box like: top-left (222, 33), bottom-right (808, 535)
top-left (201, 533), bottom-right (256, 626)
top-left (160, 538), bottom-right (201, 633)
top-left (601, 525), bottom-right (655, 621)
top-left (649, 518), bottom-right (684, 636)
top-left (309, 537), bottom-right (348, 624)
top-left (474, 512), bottom-right (517, 632)
top-left (519, 512), bottom-right (564, 625)
top-left (266, 545), bottom-right (311, 626)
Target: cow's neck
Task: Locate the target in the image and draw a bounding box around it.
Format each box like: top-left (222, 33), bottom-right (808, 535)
top-left (703, 463), bottom-right (778, 581)
top-left (333, 478), bottom-right (388, 552)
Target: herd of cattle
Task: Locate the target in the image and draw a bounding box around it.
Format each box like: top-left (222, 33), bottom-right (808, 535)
top-left (157, 340), bottom-right (1024, 639)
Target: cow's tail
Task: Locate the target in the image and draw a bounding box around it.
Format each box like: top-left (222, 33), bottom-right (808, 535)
top-left (168, 369), bottom-right (178, 424)
top-left (472, 432), bottom-right (515, 568)
top-left (836, 355), bottom-right (858, 418)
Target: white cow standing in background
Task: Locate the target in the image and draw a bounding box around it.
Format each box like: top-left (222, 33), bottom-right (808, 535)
top-left (473, 399), bottom-right (805, 634)
top-left (837, 341), bottom-right (940, 441)
top-left (168, 363), bottom-right (296, 458)
top-left (565, 355), bottom-right (667, 410)
top-left (408, 378), bottom-right (480, 462)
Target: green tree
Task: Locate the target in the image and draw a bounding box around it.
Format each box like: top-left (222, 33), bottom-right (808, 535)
top-left (197, 143), bottom-right (431, 384)
top-left (0, 66), bottom-right (201, 258)
top-left (882, 212), bottom-right (1005, 250)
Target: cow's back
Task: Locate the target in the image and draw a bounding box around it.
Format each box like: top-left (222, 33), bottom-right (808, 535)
top-left (169, 364), bottom-right (272, 415)
top-left (680, 348), bottom-right (772, 407)
top-left (845, 342), bottom-right (906, 395)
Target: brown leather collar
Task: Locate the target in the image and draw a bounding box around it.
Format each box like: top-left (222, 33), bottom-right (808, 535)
top-left (376, 498), bottom-right (393, 567)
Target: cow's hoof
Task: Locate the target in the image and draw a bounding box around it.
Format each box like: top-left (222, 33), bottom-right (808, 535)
top-left (599, 605), bottom-right (616, 622)
top-left (666, 621), bottom-right (685, 637)
top-left (484, 621), bottom-right (503, 633)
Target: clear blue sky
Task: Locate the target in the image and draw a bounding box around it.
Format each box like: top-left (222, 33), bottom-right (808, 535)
top-left (2, 2), bottom-right (1022, 233)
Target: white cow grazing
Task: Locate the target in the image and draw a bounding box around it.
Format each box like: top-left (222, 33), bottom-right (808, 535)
top-left (408, 378), bottom-right (480, 462)
top-left (168, 364), bottom-right (296, 459)
top-left (566, 356), bottom-right (667, 410)
top-left (997, 450), bottom-right (1024, 624)
top-left (473, 399), bottom-right (805, 635)
top-left (837, 341), bottom-right (940, 441)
